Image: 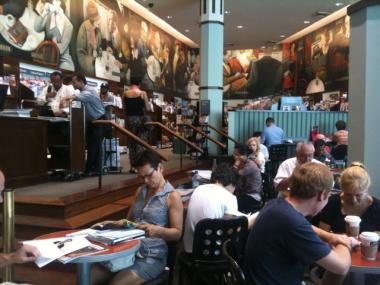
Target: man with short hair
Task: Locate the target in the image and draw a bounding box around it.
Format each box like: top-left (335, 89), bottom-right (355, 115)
top-left (261, 117), bottom-right (284, 147)
top-left (274, 141), bottom-right (322, 187)
top-left (0, 170), bottom-right (40, 266)
top-left (333, 120), bottom-right (348, 146)
top-left (38, 71), bottom-right (74, 116)
top-left (233, 143), bottom-right (262, 213)
top-left (66, 74), bottom-right (105, 176)
top-left (244, 163), bottom-right (355, 285)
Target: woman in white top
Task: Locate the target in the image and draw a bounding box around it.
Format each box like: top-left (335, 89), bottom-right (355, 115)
top-left (247, 137), bottom-right (265, 173)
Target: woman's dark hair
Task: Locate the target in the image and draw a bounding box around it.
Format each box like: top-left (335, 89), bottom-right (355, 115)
top-left (133, 150), bottom-right (161, 169)
top-left (130, 76), bottom-right (142, 86)
top-left (234, 143), bottom-right (252, 156)
top-left (210, 163), bottom-right (237, 187)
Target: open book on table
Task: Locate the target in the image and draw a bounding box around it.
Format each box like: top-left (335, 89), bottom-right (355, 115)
top-left (87, 229), bottom-right (145, 246)
top-left (58, 244), bottom-right (107, 264)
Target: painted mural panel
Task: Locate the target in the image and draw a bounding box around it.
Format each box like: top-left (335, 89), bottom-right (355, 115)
top-left (0, 0), bottom-right (194, 95)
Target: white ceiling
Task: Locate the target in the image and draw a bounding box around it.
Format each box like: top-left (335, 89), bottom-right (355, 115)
top-left (134, 0), bottom-right (358, 49)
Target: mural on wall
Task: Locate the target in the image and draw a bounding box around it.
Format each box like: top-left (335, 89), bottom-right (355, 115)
top-left (284, 15), bottom-right (350, 96)
top-left (0, 0), bottom-right (194, 94)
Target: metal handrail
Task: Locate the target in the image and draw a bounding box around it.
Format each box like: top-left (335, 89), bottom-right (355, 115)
top-left (145, 122), bottom-right (204, 153)
top-left (93, 120), bottom-right (168, 162)
top-left (203, 123), bottom-right (240, 144)
top-left (3, 188), bottom-right (15, 281)
top-left (178, 123), bottom-right (227, 149)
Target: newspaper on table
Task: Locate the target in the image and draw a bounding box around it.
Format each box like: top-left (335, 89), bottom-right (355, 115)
top-left (23, 236), bottom-right (93, 268)
top-left (87, 229), bottom-right (145, 246)
top-left (58, 243), bottom-right (107, 264)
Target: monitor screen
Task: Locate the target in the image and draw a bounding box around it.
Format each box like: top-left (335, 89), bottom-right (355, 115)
top-left (0, 84), bottom-right (8, 111)
top-left (19, 62), bottom-right (59, 98)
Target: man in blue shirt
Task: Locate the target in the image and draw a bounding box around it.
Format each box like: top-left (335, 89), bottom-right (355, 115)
top-left (68, 74), bottom-right (105, 176)
top-left (244, 163), bottom-right (355, 285)
top-left (261, 117), bottom-right (284, 147)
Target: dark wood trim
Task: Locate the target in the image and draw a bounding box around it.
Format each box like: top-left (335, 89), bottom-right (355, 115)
top-left (348, 0), bottom-right (380, 15)
top-left (200, 20), bottom-right (224, 25)
top-left (178, 123), bottom-right (227, 149)
top-left (199, 86), bottom-right (223, 90)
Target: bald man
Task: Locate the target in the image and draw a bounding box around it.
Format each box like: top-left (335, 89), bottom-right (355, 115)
top-left (274, 142), bottom-right (323, 187)
top-left (0, 171), bottom-right (40, 266)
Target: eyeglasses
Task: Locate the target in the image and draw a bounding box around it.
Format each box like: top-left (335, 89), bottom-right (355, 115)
top-left (138, 168), bottom-right (156, 180)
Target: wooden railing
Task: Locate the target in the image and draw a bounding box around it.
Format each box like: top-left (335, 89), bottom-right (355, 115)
top-left (145, 121), bottom-right (203, 153)
top-left (178, 123), bottom-right (227, 149)
top-left (203, 123), bottom-right (239, 144)
top-left (93, 120), bottom-right (168, 161)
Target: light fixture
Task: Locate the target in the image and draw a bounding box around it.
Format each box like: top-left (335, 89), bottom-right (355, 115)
top-left (224, 10), bottom-right (231, 14)
top-left (280, 35), bottom-right (286, 38)
top-left (304, 20), bottom-right (311, 24)
top-left (166, 15), bottom-right (172, 19)
top-left (185, 29), bottom-right (190, 33)
top-left (237, 25), bottom-right (243, 29)
top-left (305, 78), bottom-right (325, 94)
top-left (261, 46), bottom-right (266, 49)
top-left (335, 2), bottom-right (344, 6)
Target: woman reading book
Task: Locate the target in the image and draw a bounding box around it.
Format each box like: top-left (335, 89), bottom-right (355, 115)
top-left (91, 150), bottom-right (183, 285)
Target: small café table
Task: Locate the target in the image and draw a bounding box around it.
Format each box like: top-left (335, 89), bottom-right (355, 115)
top-left (38, 230), bottom-right (141, 285)
top-left (347, 247), bottom-right (380, 285)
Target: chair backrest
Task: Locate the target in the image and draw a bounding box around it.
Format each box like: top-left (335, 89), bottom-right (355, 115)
top-left (222, 239), bottom-right (247, 285)
top-left (192, 216), bottom-right (248, 262)
top-left (331, 144), bottom-right (348, 161)
top-left (261, 172), bottom-right (276, 202)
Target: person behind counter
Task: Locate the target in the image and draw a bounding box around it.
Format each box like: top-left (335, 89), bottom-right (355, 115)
top-left (91, 150), bottom-right (183, 285)
top-left (0, 170), bottom-right (41, 266)
top-left (65, 74), bottom-right (105, 176)
top-left (38, 71), bottom-right (74, 116)
top-left (122, 76), bottom-right (151, 174)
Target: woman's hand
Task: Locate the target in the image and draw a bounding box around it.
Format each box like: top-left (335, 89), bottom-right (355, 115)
top-left (137, 224), bottom-right (162, 238)
top-left (91, 220), bottom-right (123, 229)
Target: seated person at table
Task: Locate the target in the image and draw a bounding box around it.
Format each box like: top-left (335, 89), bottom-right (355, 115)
top-left (0, 170), bottom-right (40, 266)
top-left (183, 163), bottom-right (256, 254)
top-left (91, 151), bottom-right (183, 285)
top-left (233, 143), bottom-right (262, 213)
top-left (319, 162), bottom-right (380, 233)
top-left (314, 139), bottom-right (333, 164)
top-left (252, 131), bottom-right (269, 161)
top-left (333, 120), bottom-right (348, 146)
top-left (244, 163), bottom-right (356, 285)
top-left (274, 141), bottom-right (322, 190)
top-left (247, 137), bottom-right (266, 173)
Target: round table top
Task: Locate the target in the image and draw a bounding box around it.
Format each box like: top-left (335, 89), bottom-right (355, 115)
top-left (37, 230), bottom-right (141, 264)
top-left (350, 247), bottom-right (380, 274)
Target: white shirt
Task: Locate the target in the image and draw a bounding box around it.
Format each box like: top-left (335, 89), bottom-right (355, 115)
top-left (274, 157), bottom-right (322, 186)
top-left (183, 184), bottom-right (238, 253)
top-left (38, 84), bottom-right (75, 113)
top-left (260, 144), bottom-right (269, 161)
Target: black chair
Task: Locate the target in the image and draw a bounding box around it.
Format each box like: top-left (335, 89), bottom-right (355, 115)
top-left (261, 172), bottom-right (276, 202)
top-left (222, 239), bottom-right (247, 285)
top-left (331, 144), bottom-right (348, 161)
top-left (143, 242), bottom-right (177, 285)
top-left (267, 143), bottom-right (296, 177)
top-left (179, 216), bottom-right (248, 285)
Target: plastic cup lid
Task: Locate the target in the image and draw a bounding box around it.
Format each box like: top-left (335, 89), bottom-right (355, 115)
top-left (360, 232), bottom-right (379, 242)
top-left (344, 215), bottom-right (361, 223)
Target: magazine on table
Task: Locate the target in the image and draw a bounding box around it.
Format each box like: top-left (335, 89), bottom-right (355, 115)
top-left (87, 229), bottom-right (145, 246)
top-left (23, 236), bottom-right (93, 268)
top-left (58, 243), bottom-right (108, 264)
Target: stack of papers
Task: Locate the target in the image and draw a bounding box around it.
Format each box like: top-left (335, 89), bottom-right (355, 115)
top-left (87, 229), bottom-right (145, 246)
top-left (23, 237), bottom-right (94, 267)
top-left (58, 244), bottom-right (107, 264)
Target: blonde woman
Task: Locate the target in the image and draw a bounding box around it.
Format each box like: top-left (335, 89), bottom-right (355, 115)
top-left (319, 162), bottom-right (380, 233)
top-left (247, 137), bottom-right (265, 173)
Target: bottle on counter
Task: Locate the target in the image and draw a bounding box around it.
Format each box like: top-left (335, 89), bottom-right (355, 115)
top-left (192, 171), bottom-right (200, 189)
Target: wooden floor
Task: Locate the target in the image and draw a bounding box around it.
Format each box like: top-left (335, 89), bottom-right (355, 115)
top-left (3, 148), bottom-right (206, 285)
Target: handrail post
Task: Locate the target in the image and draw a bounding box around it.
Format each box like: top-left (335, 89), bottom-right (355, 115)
top-left (180, 138), bottom-right (183, 169)
top-left (3, 188), bottom-right (15, 282)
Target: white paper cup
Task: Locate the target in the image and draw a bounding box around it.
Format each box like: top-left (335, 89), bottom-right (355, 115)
top-left (360, 232), bottom-right (379, 260)
top-left (344, 215), bottom-right (361, 237)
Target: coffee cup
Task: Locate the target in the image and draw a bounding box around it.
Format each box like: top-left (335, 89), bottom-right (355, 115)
top-left (360, 232), bottom-right (379, 260)
top-left (344, 215), bottom-right (361, 238)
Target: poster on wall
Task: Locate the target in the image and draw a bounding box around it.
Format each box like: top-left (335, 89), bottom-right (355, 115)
top-left (0, 0), bottom-right (196, 95)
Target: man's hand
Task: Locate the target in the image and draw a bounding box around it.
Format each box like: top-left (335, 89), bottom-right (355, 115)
top-left (137, 224), bottom-right (162, 238)
top-left (11, 245), bottom-right (40, 264)
top-left (326, 232), bottom-right (360, 250)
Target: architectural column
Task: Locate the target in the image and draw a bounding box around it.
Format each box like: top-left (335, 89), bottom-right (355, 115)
top-left (348, 0), bottom-right (380, 197)
top-left (199, 0), bottom-right (224, 155)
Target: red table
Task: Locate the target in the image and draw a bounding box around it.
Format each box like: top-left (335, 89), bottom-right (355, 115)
top-left (38, 230), bottom-right (141, 285)
top-left (347, 248), bottom-right (380, 285)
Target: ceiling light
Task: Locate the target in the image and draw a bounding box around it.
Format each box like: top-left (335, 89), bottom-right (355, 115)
top-left (304, 20), bottom-right (311, 24)
top-left (261, 46), bottom-right (266, 49)
top-left (335, 2), bottom-right (344, 6)
top-left (166, 15), bottom-right (172, 19)
top-left (237, 25), bottom-right (243, 29)
top-left (224, 10), bottom-right (231, 14)
top-left (185, 29), bottom-right (190, 33)
top-left (280, 35), bottom-right (286, 38)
